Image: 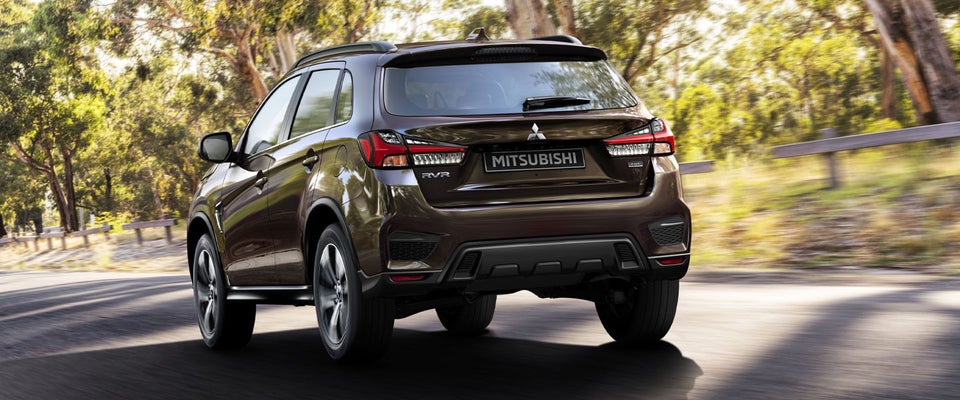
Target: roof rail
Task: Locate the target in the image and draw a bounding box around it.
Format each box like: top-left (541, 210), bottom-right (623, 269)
top-left (291, 41), bottom-right (397, 71)
top-left (531, 35), bottom-right (582, 45)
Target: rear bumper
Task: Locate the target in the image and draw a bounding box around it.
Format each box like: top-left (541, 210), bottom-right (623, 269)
top-left (346, 156), bottom-right (691, 297)
top-left (360, 233), bottom-right (689, 298)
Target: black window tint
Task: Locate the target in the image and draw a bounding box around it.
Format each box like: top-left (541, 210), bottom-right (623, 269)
top-left (384, 61), bottom-right (638, 116)
top-left (243, 76), bottom-right (300, 155)
top-left (291, 69), bottom-right (341, 138)
top-left (335, 72), bottom-right (353, 124)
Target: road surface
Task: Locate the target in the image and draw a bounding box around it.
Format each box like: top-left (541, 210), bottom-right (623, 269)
top-left (1, 270), bottom-right (958, 399)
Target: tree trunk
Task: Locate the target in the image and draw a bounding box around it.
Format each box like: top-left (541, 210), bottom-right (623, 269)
top-left (9, 142), bottom-right (78, 232)
top-left (60, 147), bottom-right (79, 232)
top-left (275, 29), bottom-right (298, 74)
top-left (234, 38), bottom-right (269, 102)
top-left (104, 168), bottom-right (113, 209)
top-left (504, 0), bottom-right (556, 39)
top-left (553, 0), bottom-right (577, 37)
top-left (901, 0), bottom-right (960, 122)
top-left (864, 0), bottom-right (960, 124)
top-left (879, 44), bottom-right (898, 119)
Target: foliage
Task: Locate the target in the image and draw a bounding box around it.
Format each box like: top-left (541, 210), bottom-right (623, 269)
top-left (106, 0), bottom-right (382, 104)
top-left (2, 0), bottom-right (960, 232)
top-left (0, 0), bottom-right (109, 231)
top-left (651, 0), bottom-right (903, 161)
top-left (685, 144), bottom-right (960, 270)
top-left (377, 0), bottom-right (509, 42)
top-left (577, 0), bottom-right (708, 85)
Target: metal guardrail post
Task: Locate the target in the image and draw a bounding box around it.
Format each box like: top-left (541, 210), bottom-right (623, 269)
top-left (822, 128), bottom-right (840, 189)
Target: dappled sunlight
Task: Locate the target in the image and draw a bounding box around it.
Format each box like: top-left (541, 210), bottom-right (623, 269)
top-left (682, 281), bottom-right (960, 399)
top-left (3, 271), bottom-right (960, 399)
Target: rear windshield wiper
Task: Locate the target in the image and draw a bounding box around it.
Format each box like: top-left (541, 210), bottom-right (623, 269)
top-left (523, 96), bottom-right (591, 111)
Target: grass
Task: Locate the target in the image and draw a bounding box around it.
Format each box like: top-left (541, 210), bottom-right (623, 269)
top-left (683, 142), bottom-right (960, 273)
top-left (5, 146), bottom-right (959, 275)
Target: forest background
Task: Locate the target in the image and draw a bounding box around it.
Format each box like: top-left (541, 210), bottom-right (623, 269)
top-left (1, 0), bottom-right (959, 270)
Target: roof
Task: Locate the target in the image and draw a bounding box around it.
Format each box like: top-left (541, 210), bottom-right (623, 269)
top-left (289, 35), bottom-right (606, 73)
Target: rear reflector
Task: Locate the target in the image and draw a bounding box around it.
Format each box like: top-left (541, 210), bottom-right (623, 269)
top-left (657, 257), bottom-right (686, 266)
top-left (389, 274), bottom-right (429, 282)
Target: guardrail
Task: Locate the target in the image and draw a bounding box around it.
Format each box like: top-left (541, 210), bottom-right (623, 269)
top-left (122, 218), bottom-right (177, 246)
top-left (680, 121), bottom-right (960, 187)
top-left (2, 218), bottom-right (176, 252)
top-left (72, 222), bottom-right (112, 248)
top-left (39, 231), bottom-right (67, 251)
top-left (0, 235), bottom-right (39, 251)
top-left (679, 160), bottom-right (714, 175)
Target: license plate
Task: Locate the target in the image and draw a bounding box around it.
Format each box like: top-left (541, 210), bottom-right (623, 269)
top-left (483, 148), bottom-right (586, 172)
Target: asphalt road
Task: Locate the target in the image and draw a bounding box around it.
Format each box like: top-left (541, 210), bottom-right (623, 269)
top-left (1, 270), bottom-right (958, 400)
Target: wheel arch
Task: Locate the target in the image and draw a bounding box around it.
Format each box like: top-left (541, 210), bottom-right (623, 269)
top-left (303, 198), bottom-right (357, 284)
top-left (187, 212), bottom-right (216, 279)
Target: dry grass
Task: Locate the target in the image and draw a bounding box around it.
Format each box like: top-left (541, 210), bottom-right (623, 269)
top-left (683, 143), bottom-right (960, 274)
top-left (0, 225), bottom-right (187, 272)
top-left (4, 146), bottom-right (960, 275)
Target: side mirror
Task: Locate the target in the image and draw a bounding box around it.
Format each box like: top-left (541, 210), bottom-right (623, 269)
top-left (197, 132), bottom-right (234, 163)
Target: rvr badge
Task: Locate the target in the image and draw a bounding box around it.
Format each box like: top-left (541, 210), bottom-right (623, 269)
top-left (422, 171), bottom-right (451, 179)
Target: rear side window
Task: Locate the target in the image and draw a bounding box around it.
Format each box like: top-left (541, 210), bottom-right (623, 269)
top-left (334, 72), bottom-right (353, 124)
top-left (384, 61), bottom-right (637, 116)
top-left (290, 69), bottom-right (343, 138)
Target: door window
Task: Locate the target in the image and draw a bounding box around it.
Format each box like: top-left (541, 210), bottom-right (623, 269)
top-left (243, 76), bottom-right (301, 155)
top-left (290, 69), bottom-right (343, 138)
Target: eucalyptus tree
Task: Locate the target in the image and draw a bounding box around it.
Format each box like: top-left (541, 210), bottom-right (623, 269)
top-left (108, 0), bottom-right (382, 104)
top-left (0, 0), bottom-right (108, 232)
top-left (863, 0), bottom-right (960, 124)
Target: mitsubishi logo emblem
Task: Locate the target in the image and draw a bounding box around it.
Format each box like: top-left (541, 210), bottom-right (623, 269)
top-left (528, 123), bottom-right (546, 141)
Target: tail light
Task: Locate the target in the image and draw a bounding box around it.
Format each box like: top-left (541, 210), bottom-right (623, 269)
top-left (358, 131), bottom-right (466, 168)
top-left (603, 118), bottom-right (675, 157)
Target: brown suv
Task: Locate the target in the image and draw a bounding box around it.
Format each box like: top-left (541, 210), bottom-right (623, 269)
top-left (188, 31), bottom-right (691, 361)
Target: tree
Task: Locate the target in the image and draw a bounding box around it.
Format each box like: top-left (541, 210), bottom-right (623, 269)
top-left (553, 0), bottom-right (577, 37)
top-left (109, 0), bottom-right (382, 104)
top-left (0, 0), bottom-right (108, 232)
top-left (663, 0), bottom-right (889, 159)
top-left (577, 0), bottom-right (708, 85)
top-left (0, 157), bottom-right (47, 234)
top-left (805, 0), bottom-right (901, 119)
top-left (504, 0), bottom-right (555, 38)
top-left (864, 0), bottom-right (960, 124)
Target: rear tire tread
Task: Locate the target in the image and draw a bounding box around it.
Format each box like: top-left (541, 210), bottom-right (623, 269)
top-left (596, 279), bottom-right (678, 345)
top-left (436, 295), bottom-right (497, 336)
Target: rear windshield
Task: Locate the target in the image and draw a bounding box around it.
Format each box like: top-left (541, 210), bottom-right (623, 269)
top-left (383, 61), bottom-right (638, 116)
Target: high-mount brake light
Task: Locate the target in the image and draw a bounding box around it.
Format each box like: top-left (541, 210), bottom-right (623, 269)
top-left (603, 118), bottom-right (675, 157)
top-left (357, 131), bottom-right (466, 168)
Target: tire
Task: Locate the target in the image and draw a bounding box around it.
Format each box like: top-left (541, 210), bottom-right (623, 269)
top-left (192, 234), bottom-right (256, 350)
top-left (436, 294), bottom-right (496, 336)
top-left (595, 279), bottom-right (679, 345)
top-left (314, 225), bottom-right (395, 362)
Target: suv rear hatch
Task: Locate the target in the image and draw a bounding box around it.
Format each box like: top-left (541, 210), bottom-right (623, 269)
top-left (367, 44), bottom-right (674, 208)
top-left (413, 117), bottom-right (660, 207)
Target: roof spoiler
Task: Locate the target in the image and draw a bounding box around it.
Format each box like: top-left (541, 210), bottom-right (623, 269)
top-left (291, 41), bottom-right (397, 72)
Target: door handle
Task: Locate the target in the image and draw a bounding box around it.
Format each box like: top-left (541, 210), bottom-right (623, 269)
top-left (255, 176), bottom-right (268, 188)
top-left (301, 155), bottom-right (320, 168)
